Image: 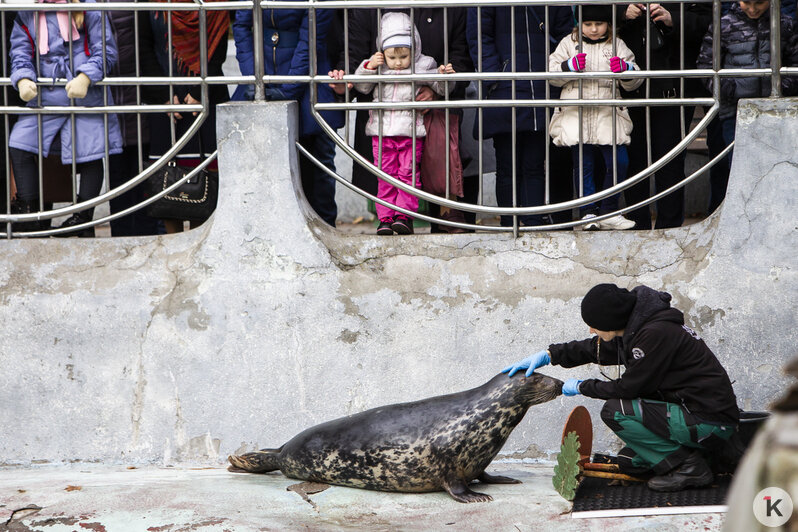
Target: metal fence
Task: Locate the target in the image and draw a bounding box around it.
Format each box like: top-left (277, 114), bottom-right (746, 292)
top-left (0, 0), bottom-right (791, 238)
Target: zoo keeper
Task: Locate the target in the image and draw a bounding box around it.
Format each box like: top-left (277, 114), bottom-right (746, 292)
top-left (503, 283), bottom-right (739, 492)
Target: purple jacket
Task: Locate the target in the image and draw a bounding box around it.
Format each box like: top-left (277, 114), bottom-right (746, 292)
top-left (9, 1), bottom-right (122, 164)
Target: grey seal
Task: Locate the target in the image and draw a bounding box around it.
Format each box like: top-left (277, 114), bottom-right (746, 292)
top-left (228, 372), bottom-right (562, 502)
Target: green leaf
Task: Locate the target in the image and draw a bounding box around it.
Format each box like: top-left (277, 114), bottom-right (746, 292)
top-left (552, 431), bottom-right (581, 501)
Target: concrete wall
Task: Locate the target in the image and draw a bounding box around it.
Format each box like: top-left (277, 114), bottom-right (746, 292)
top-left (1, 99), bottom-right (795, 467)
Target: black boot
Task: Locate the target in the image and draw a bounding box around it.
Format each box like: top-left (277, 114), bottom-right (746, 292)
top-left (56, 210), bottom-right (95, 238)
top-left (10, 197), bottom-right (44, 234)
top-left (647, 450), bottom-right (713, 492)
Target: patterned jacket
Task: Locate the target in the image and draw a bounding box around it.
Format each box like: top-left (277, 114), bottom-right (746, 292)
top-left (696, 3), bottom-right (798, 119)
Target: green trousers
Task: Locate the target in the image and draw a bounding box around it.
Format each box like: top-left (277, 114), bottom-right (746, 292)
top-left (600, 398), bottom-right (736, 474)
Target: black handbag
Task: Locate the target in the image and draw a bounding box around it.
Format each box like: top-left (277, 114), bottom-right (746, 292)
top-left (144, 133), bottom-right (218, 222)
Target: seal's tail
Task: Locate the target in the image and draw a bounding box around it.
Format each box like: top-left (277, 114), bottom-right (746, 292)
top-left (228, 448), bottom-right (282, 473)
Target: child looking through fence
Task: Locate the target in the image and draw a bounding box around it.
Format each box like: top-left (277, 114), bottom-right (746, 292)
top-left (548, 5), bottom-right (642, 231)
top-left (350, 12), bottom-right (455, 235)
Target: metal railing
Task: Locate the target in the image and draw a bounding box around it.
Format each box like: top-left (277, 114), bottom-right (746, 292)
top-left (0, 0), bottom-right (791, 238)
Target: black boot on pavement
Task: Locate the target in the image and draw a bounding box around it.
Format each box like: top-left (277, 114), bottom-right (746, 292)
top-left (647, 450), bottom-right (713, 492)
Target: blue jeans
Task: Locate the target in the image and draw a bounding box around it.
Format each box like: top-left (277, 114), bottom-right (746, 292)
top-left (572, 144), bottom-right (628, 215)
top-left (493, 131), bottom-right (546, 226)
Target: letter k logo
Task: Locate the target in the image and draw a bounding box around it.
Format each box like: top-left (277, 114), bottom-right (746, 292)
top-left (754, 487), bottom-right (793, 526)
top-left (765, 495), bottom-right (783, 517)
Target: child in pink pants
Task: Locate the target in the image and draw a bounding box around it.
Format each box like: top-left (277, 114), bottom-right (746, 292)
top-left (354, 12), bottom-right (454, 235)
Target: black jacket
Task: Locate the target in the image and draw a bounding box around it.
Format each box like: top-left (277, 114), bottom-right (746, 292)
top-left (549, 286), bottom-right (739, 425)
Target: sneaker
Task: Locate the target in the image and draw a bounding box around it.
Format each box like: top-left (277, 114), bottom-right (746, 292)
top-left (376, 217), bottom-right (394, 235)
top-left (647, 451), bottom-right (713, 492)
top-left (55, 212), bottom-right (95, 238)
top-left (391, 215), bottom-right (414, 235)
top-left (599, 214), bottom-right (636, 231)
top-left (579, 213), bottom-right (600, 231)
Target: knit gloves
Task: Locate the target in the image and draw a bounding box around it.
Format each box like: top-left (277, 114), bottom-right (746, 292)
top-left (17, 78), bottom-right (37, 102)
top-left (564, 53), bottom-right (587, 72)
top-left (610, 56), bottom-right (634, 73)
top-left (65, 73), bottom-right (91, 99)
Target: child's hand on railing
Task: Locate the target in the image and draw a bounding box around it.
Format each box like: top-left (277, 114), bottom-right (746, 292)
top-left (366, 52), bottom-right (384, 70)
top-left (438, 63), bottom-right (455, 74)
top-left (327, 69), bottom-right (353, 95)
top-left (610, 56), bottom-right (633, 73)
top-left (65, 73), bottom-right (91, 99)
top-left (566, 53), bottom-right (586, 72)
top-left (17, 78), bottom-right (37, 102)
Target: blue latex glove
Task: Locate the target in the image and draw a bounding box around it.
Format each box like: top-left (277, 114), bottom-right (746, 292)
top-left (263, 87), bottom-right (287, 101)
top-left (562, 379), bottom-right (583, 396)
top-left (502, 350), bottom-right (550, 378)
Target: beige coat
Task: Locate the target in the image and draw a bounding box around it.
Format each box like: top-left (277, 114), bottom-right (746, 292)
top-left (548, 34), bottom-right (643, 147)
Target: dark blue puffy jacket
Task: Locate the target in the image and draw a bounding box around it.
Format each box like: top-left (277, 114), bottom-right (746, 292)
top-left (233, 3), bottom-right (344, 136)
top-left (466, 5), bottom-right (572, 139)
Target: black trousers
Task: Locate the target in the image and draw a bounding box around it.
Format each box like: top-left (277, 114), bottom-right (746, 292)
top-left (624, 105), bottom-right (686, 229)
top-left (109, 145), bottom-right (160, 236)
top-left (10, 147), bottom-right (103, 205)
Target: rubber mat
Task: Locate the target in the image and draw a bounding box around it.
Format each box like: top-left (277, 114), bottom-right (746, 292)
top-left (571, 454), bottom-right (732, 517)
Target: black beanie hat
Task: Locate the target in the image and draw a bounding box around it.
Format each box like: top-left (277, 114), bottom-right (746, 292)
top-left (580, 283), bottom-right (637, 331)
top-left (579, 5), bottom-right (613, 24)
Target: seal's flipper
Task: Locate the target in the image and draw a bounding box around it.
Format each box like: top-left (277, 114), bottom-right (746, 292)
top-left (477, 471), bottom-right (522, 484)
top-left (442, 478), bottom-right (493, 503)
top-left (228, 450), bottom-right (281, 473)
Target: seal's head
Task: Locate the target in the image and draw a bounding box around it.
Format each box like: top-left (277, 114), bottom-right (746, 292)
top-left (509, 372), bottom-right (563, 407)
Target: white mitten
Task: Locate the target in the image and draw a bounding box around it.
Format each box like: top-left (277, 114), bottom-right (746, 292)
top-left (65, 73), bottom-right (91, 99)
top-left (17, 78), bottom-right (37, 102)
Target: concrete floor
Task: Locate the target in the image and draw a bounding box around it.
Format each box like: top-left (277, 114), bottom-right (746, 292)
top-left (0, 462), bottom-right (725, 531)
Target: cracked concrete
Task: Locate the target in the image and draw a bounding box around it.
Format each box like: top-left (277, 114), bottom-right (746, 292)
top-left (0, 99), bottom-right (795, 469)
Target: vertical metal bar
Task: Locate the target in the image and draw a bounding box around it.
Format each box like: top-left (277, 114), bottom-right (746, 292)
top-left (35, 8), bottom-right (44, 213)
top-left (443, 7), bottom-right (449, 201)
top-left (199, 0), bottom-right (209, 168)
top-left (543, 4), bottom-right (550, 208)
top-left (2, 9), bottom-right (10, 225)
top-left (577, 5), bottom-right (583, 202)
top-left (645, 2), bottom-right (651, 167)
top-left (167, 0), bottom-right (176, 147)
top-left (410, 7), bottom-right (416, 190)
top-left (712, 0), bottom-right (721, 103)
top-left (135, 2), bottom-right (143, 173)
top-left (510, 4), bottom-right (517, 234)
top-left (343, 7), bottom-right (350, 144)
top-left (679, 2), bottom-right (685, 138)
top-left (253, 0), bottom-right (265, 100)
top-left (771, 0), bottom-right (782, 96)
top-left (69, 9), bottom-right (77, 204)
top-left (477, 7), bottom-right (483, 212)
top-left (616, 4), bottom-right (619, 190)
top-left (376, 8), bottom-right (382, 172)
top-left (200, 1), bottom-right (208, 82)
top-left (102, 7), bottom-right (110, 198)
top-left (307, 0), bottom-right (316, 111)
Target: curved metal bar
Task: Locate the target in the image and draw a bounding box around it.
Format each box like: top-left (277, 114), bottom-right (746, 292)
top-left (297, 135), bottom-right (734, 233)
top-left (0, 112), bottom-right (210, 226)
top-left (309, 91), bottom-right (721, 217)
top-left (0, 153), bottom-right (218, 238)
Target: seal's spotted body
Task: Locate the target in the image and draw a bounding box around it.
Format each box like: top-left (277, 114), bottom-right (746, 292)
top-left (229, 373), bottom-right (562, 502)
